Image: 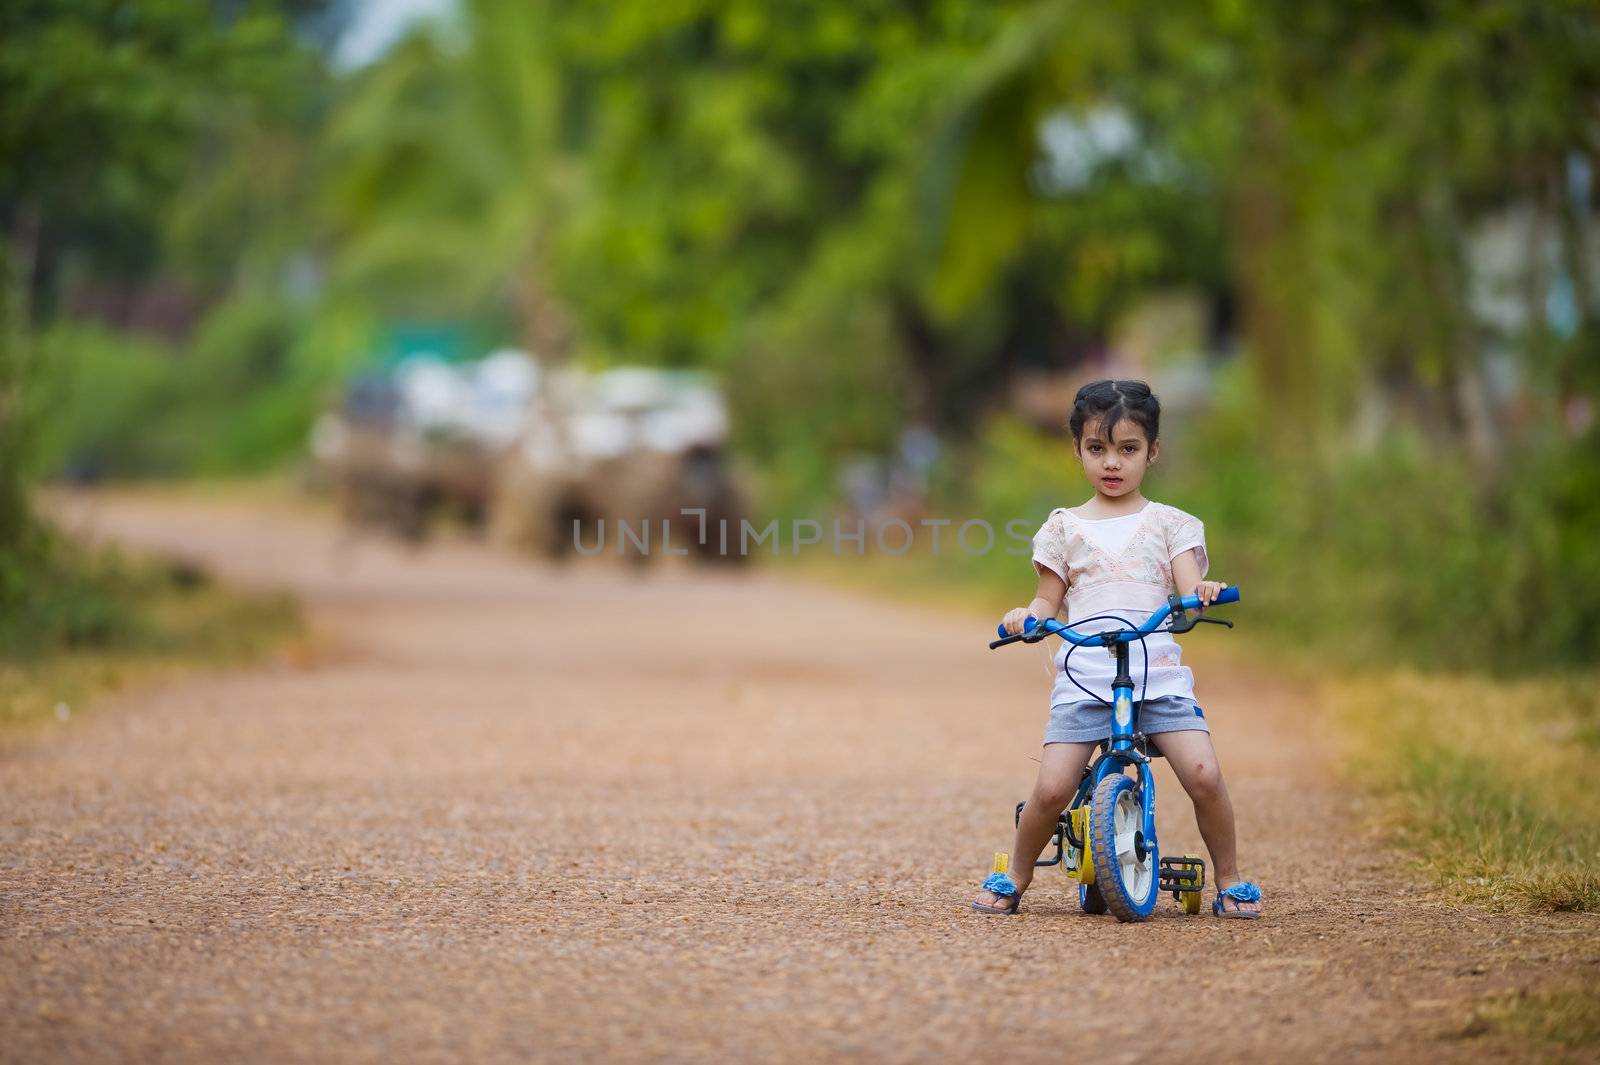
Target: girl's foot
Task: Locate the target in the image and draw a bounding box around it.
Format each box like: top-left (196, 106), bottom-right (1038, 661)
top-left (971, 874), bottom-right (1031, 914)
top-left (1215, 878), bottom-right (1262, 916)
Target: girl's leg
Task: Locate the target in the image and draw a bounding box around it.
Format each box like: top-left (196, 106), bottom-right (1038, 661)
top-left (973, 741), bottom-right (1097, 908)
top-left (1151, 729), bottom-right (1262, 915)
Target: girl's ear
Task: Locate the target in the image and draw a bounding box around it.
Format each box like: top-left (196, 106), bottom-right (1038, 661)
top-left (1148, 438), bottom-right (1161, 465)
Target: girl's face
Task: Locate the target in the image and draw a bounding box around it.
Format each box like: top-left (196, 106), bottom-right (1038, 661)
top-left (1075, 417), bottom-right (1159, 499)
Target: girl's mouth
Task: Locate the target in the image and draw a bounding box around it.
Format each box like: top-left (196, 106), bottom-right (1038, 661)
top-left (1101, 476), bottom-right (1123, 487)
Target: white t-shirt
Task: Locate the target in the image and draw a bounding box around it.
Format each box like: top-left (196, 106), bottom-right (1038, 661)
top-left (1030, 501), bottom-right (1209, 707)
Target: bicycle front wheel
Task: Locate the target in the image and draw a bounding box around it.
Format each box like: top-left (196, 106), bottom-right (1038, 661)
top-left (1089, 773), bottom-right (1158, 922)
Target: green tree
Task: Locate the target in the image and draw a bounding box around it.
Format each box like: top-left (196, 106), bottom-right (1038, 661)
top-left (320, 0), bottom-right (576, 355)
top-left (926, 0), bottom-right (1600, 449)
top-left (0, 0), bottom-right (316, 613)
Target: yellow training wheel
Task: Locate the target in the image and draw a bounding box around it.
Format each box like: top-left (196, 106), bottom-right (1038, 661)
top-left (1069, 807), bottom-right (1094, 882)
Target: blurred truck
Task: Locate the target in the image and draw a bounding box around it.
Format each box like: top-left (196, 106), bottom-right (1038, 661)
top-left (310, 351), bottom-right (535, 541)
top-left (311, 355), bottom-right (747, 563)
top-left (489, 367), bottom-right (748, 564)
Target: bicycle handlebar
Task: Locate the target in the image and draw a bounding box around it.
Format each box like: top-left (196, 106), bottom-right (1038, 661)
top-left (989, 585), bottom-right (1241, 650)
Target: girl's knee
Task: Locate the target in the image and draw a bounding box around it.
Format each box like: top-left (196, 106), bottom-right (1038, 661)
top-left (1031, 779), bottom-right (1075, 813)
top-left (1183, 761), bottom-right (1224, 803)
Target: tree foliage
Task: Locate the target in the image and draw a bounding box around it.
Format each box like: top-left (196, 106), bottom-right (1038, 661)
top-left (5, 1), bottom-right (1599, 667)
top-left (930, 0), bottom-right (1600, 447)
top-left (0, 0), bottom-right (320, 623)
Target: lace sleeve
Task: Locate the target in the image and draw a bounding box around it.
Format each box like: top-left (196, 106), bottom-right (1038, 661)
top-left (1165, 506), bottom-right (1209, 578)
top-left (1031, 510), bottom-right (1069, 585)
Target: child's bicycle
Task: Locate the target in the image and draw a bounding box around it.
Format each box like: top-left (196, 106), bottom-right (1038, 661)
top-left (987, 586), bottom-right (1241, 921)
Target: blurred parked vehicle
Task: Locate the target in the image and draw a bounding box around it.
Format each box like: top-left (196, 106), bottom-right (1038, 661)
top-left (311, 355), bottom-right (747, 562)
top-left (491, 367), bottom-right (748, 565)
top-left (310, 350), bottom-right (538, 541)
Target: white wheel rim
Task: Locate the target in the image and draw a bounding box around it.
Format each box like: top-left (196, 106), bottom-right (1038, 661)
top-left (1113, 788), bottom-right (1152, 903)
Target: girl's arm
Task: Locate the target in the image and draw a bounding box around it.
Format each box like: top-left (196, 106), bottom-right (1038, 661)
top-left (1000, 569), bottom-right (1068, 634)
top-left (1171, 548), bottom-right (1228, 609)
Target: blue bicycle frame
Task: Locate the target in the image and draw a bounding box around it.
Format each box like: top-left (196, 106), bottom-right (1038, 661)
top-left (991, 586), bottom-right (1242, 878)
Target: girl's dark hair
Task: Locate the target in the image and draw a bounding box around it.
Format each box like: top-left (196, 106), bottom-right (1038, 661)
top-left (1068, 379), bottom-right (1161, 445)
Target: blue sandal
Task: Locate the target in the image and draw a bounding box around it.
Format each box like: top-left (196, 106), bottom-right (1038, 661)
top-left (971, 873), bottom-right (1023, 915)
top-left (1213, 881), bottom-right (1262, 919)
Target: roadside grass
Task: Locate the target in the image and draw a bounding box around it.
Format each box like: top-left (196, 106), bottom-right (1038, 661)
top-left (1468, 985), bottom-right (1600, 1057)
top-left (1331, 669), bottom-right (1600, 913)
top-left (0, 544), bottom-right (301, 738)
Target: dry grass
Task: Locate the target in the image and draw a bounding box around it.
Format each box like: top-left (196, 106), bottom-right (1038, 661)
top-left (1331, 669), bottom-right (1600, 913)
top-left (1471, 985), bottom-right (1600, 1056)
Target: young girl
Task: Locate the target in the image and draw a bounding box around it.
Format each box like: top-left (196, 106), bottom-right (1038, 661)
top-left (970, 379), bottom-right (1263, 918)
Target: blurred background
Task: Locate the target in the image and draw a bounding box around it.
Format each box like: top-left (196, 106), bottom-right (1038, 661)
top-left (2, 0), bottom-right (1598, 673)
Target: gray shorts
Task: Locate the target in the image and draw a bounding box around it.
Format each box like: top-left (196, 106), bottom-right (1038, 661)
top-left (1043, 694), bottom-right (1209, 746)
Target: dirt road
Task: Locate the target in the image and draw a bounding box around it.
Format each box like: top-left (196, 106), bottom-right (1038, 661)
top-left (4, 492), bottom-right (1596, 1064)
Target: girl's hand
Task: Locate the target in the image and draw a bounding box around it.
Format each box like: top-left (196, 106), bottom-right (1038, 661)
top-left (1001, 607), bottom-right (1035, 635)
top-left (1195, 580), bottom-right (1229, 609)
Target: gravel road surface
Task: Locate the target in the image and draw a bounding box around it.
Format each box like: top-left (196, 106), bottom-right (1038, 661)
top-left (4, 492), bottom-right (1597, 1064)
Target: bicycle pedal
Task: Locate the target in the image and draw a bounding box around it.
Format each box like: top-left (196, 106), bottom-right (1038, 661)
top-left (1158, 855), bottom-right (1206, 893)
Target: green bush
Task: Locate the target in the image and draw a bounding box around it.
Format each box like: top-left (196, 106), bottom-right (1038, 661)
top-left (0, 530), bottom-right (298, 664)
top-left (0, 536), bottom-right (147, 657)
top-left (30, 323), bottom-right (193, 479)
top-left (31, 296), bottom-right (325, 481)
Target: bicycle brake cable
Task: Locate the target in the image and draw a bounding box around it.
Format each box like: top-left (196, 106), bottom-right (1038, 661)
top-left (1057, 612), bottom-right (1148, 710)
